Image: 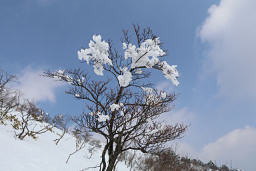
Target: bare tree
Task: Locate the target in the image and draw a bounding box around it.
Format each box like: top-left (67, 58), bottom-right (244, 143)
top-left (52, 114), bottom-right (70, 145)
top-left (12, 100), bottom-right (54, 140)
top-left (0, 69), bottom-right (19, 125)
top-left (45, 25), bottom-right (187, 171)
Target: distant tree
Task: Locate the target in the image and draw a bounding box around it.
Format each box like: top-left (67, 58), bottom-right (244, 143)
top-left (12, 101), bottom-right (54, 140)
top-left (0, 69), bottom-right (18, 125)
top-left (220, 164), bottom-right (230, 171)
top-left (45, 25), bottom-right (187, 171)
top-left (133, 149), bottom-right (239, 171)
top-left (140, 148), bottom-right (181, 171)
top-left (207, 160), bottom-right (218, 170)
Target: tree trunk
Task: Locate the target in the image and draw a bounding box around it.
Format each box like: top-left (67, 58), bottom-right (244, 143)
top-left (106, 138), bottom-right (122, 171)
top-left (106, 154), bottom-right (118, 171)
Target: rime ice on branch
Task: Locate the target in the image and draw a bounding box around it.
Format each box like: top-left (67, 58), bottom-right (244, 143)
top-left (78, 35), bottom-right (112, 76)
top-left (77, 34), bottom-right (179, 87)
top-left (123, 38), bottom-right (165, 69)
top-left (117, 67), bottom-right (132, 87)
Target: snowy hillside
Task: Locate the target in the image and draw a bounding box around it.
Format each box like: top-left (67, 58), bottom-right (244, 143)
top-left (0, 123), bottom-right (243, 171)
top-left (0, 124), bottom-right (129, 171)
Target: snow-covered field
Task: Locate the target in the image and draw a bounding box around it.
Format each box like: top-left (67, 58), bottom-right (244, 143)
top-left (0, 124), bottom-right (129, 171)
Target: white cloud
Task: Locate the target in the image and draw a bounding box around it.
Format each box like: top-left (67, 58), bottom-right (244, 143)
top-left (200, 0), bottom-right (256, 100)
top-left (199, 126), bottom-right (256, 171)
top-left (174, 126), bottom-right (256, 171)
top-left (13, 67), bottom-right (64, 103)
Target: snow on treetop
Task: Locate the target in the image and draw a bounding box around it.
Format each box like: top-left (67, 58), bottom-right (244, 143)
top-left (123, 38), bottom-right (165, 69)
top-left (77, 34), bottom-right (179, 86)
top-left (77, 35), bottom-right (112, 76)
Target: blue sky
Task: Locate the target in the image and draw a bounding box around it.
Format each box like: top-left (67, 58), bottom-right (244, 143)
top-left (1, 0), bottom-right (256, 170)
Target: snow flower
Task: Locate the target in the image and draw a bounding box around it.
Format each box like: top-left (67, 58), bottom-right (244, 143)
top-left (57, 70), bottom-right (64, 75)
top-left (160, 91), bottom-right (167, 98)
top-left (124, 38), bottom-right (165, 69)
top-left (64, 75), bottom-right (73, 83)
top-left (122, 42), bottom-right (127, 49)
top-left (110, 103), bottom-right (124, 112)
top-left (75, 93), bottom-right (80, 98)
top-left (93, 62), bottom-right (104, 76)
top-left (160, 61), bottom-right (179, 86)
top-left (77, 35), bottom-right (112, 76)
top-left (117, 67), bottom-right (132, 87)
top-left (96, 112), bottom-right (109, 122)
top-left (89, 111), bottom-right (109, 122)
top-left (54, 70), bottom-right (73, 83)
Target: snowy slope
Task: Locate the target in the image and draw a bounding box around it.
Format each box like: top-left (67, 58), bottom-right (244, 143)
top-left (0, 124), bottom-right (129, 171)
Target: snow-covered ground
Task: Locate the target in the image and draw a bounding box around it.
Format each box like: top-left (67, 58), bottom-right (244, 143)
top-left (0, 124), bottom-right (130, 171)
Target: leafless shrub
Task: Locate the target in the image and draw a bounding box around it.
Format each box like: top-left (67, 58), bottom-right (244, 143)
top-left (0, 70), bottom-right (18, 125)
top-left (52, 114), bottom-right (70, 145)
top-left (12, 101), bottom-right (53, 140)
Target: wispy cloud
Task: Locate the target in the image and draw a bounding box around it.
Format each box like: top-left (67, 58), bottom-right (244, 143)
top-left (13, 67), bottom-right (64, 103)
top-left (176, 126), bottom-right (256, 171)
top-left (199, 0), bottom-right (256, 101)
